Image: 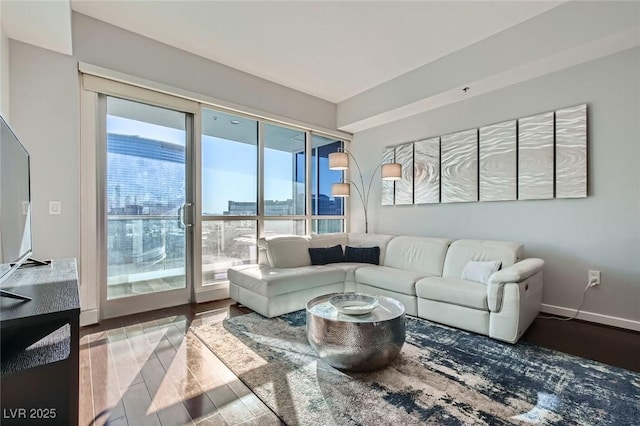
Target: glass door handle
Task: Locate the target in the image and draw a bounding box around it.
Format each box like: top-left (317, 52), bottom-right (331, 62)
top-left (180, 202), bottom-right (193, 228)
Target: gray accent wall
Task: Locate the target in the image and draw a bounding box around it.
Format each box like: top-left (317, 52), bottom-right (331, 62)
top-left (351, 47), bottom-right (640, 323)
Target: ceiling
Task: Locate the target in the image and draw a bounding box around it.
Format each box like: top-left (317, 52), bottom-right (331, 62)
top-left (1, 0), bottom-right (72, 55)
top-left (2, 0), bottom-right (563, 103)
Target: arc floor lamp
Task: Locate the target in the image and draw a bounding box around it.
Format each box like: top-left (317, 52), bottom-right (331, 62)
top-left (329, 148), bottom-right (402, 233)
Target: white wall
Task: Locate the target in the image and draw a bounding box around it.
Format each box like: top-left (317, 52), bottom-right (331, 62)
top-left (352, 48), bottom-right (640, 325)
top-left (0, 1), bottom-right (9, 118)
top-left (10, 41), bottom-right (80, 261)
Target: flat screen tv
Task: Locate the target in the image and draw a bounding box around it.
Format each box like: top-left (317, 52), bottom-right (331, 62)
top-left (0, 114), bottom-right (33, 299)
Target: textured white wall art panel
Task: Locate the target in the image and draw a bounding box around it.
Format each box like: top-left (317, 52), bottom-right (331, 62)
top-left (414, 137), bottom-right (440, 204)
top-left (381, 146), bottom-right (395, 206)
top-left (479, 120), bottom-right (517, 201)
top-left (394, 142), bottom-right (414, 205)
top-left (441, 129), bottom-right (478, 203)
top-left (518, 111), bottom-right (554, 200)
top-left (556, 104), bottom-right (587, 198)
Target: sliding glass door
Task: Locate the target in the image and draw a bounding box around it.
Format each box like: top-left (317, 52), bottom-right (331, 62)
top-left (101, 96), bottom-right (194, 317)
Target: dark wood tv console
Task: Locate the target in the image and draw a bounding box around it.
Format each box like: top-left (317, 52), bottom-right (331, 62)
top-left (0, 259), bottom-right (79, 425)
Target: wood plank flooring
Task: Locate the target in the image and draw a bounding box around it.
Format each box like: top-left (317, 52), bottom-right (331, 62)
top-left (79, 300), bottom-right (283, 426)
top-left (522, 315), bottom-right (640, 373)
top-left (80, 301), bottom-right (639, 425)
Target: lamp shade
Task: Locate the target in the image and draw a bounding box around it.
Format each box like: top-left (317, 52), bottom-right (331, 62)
top-left (331, 182), bottom-right (350, 197)
top-left (381, 162), bottom-right (402, 180)
top-left (329, 152), bottom-right (349, 170)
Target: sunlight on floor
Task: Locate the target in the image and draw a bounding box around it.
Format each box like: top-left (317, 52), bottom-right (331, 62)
top-left (511, 391), bottom-right (560, 423)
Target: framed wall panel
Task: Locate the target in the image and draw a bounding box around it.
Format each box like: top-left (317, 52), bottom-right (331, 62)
top-left (479, 120), bottom-right (516, 201)
top-left (414, 137), bottom-right (440, 204)
top-left (556, 104), bottom-right (587, 198)
top-left (441, 129), bottom-right (478, 203)
top-left (394, 142), bottom-right (414, 205)
top-left (518, 111), bottom-right (554, 200)
top-left (381, 146), bottom-right (395, 206)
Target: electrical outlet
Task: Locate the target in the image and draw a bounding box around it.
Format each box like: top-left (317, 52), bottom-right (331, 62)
top-left (588, 270), bottom-right (601, 286)
top-left (49, 201), bottom-right (61, 215)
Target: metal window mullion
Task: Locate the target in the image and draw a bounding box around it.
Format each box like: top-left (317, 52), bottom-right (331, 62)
top-left (96, 94), bottom-right (108, 312)
top-left (79, 87), bottom-right (100, 319)
top-left (258, 121), bottom-right (265, 238)
top-left (291, 152), bottom-right (297, 216)
top-left (305, 131), bottom-right (313, 235)
top-left (201, 215), bottom-right (260, 221)
top-left (261, 215), bottom-right (308, 220)
top-left (191, 110), bottom-right (202, 297)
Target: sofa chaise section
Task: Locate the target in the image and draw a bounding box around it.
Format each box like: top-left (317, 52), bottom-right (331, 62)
top-left (228, 264), bottom-right (345, 318)
top-left (229, 233), bottom-right (395, 318)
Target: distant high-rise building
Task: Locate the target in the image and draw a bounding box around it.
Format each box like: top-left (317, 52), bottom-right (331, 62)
top-left (107, 134), bottom-right (185, 216)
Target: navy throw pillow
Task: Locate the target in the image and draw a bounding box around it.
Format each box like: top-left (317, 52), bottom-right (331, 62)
top-left (308, 245), bottom-right (344, 265)
top-left (344, 246), bottom-right (380, 265)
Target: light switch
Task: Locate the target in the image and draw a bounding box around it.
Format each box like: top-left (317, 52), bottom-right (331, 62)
top-left (49, 201), bottom-right (61, 215)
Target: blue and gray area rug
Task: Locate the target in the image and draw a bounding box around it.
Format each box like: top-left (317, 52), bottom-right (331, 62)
top-left (192, 311), bottom-right (639, 425)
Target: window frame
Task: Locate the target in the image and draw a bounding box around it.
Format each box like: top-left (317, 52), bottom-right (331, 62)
top-left (201, 112), bottom-right (348, 241)
top-left (199, 112), bottom-right (348, 287)
top-left (80, 66), bottom-right (352, 322)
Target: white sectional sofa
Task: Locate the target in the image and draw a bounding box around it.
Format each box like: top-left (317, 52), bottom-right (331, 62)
top-left (228, 233), bottom-right (544, 343)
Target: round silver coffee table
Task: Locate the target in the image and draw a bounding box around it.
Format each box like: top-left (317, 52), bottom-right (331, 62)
top-left (306, 293), bottom-right (406, 372)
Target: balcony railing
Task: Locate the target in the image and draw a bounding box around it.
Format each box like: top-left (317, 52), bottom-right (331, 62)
top-left (106, 215), bottom-right (342, 298)
top-left (107, 216), bottom-right (259, 293)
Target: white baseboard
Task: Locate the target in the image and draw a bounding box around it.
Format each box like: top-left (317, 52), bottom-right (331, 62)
top-left (541, 304), bottom-right (640, 332)
top-left (80, 308), bottom-right (99, 326)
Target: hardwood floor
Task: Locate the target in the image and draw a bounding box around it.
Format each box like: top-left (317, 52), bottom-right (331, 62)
top-left (80, 301), bottom-right (639, 425)
top-left (79, 300), bottom-right (283, 426)
top-left (522, 316), bottom-right (640, 373)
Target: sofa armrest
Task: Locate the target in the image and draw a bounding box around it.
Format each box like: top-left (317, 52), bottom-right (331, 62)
top-left (487, 258), bottom-right (544, 312)
top-left (488, 258), bottom-right (544, 285)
